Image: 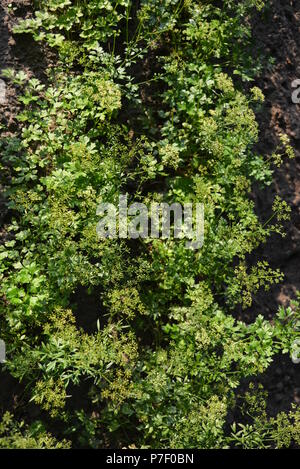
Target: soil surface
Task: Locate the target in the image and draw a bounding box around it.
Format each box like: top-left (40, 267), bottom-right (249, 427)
top-left (242, 0), bottom-right (300, 416)
top-left (0, 0), bottom-right (299, 442)
top-left (249, 0), bottom-right (300, 318)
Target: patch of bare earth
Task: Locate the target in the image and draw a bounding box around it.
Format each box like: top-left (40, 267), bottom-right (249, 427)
top-left (233, 0), bottom-right (300, 422)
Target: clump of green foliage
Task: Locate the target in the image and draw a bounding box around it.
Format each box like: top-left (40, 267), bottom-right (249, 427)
top-left (0, 0), bottom-right (299, 449)
top-left (0, 411), bottom-right (70, 448)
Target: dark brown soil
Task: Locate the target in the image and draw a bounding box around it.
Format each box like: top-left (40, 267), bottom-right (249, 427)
top-left (248, 0), bottom-right (300, 318)
top-left (237, 0), bottom-right (300, 417)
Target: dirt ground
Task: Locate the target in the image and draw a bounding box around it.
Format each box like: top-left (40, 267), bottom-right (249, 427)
top-left (249, 0), bottom-right (300, 316)
top-left (0, 0), bottom-right (299, 438)
top-left (242, 0), bottom-right (300, 415)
